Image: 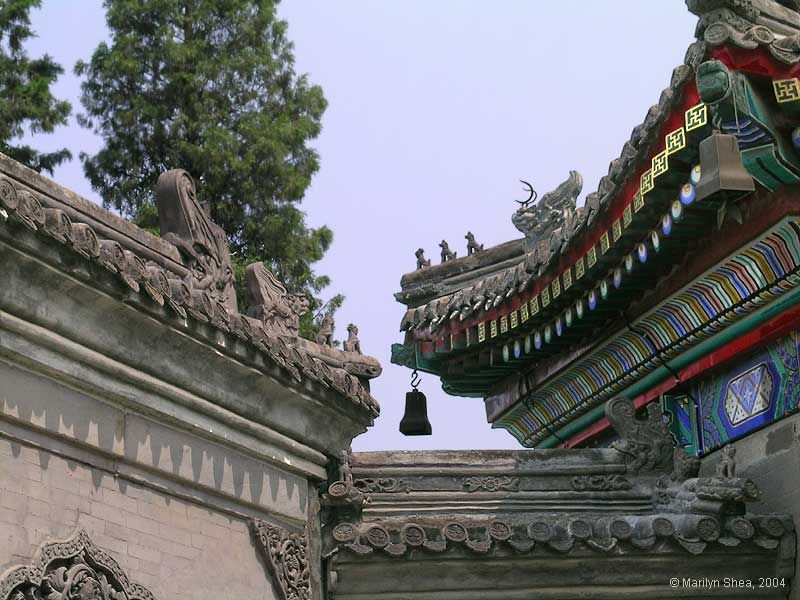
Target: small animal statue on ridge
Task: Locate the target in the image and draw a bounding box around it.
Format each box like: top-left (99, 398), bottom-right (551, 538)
top-left (465, 231), bottom-right (483, 255)
top-left (716, 444), bottom-right (736, 479)
top-left (343, 323), bottom-right (362, 354)
top-left (316, 312), bottom-right (335, 347)
top-left (439, 240), bottom-right (457, 263)
top-left (415, 248), bottom-right (431, 270)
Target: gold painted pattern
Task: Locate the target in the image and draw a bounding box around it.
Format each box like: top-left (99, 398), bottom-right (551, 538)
top-left (774, 78), bottom-right (800, 103)
top-left (490, 319), bottom-right (498, 338)
top-left (633, 190), bottom-right (644, 213)
top-left (530, 295), bottom-right (540, 316)
top-left (665, 127), bottom-right (686, 155)
top-left (640, 169), bottom-right (654, 195)
top-left (600, 232), bottom-right (610, 254)
top-left (623, 204), bottom-right (632, 227)
top-left (587, 246), bottom-right (597, 268)
top-left (478, 322), bottom-right (486, 342)
top-left (651, 149), bottom-right (668, 178)
top-left (612, 219), bottom-right (622, 242)
top-left (685, 103), bottom-right (707, 131)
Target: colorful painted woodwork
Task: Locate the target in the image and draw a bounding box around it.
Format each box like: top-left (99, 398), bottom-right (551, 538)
top-left (666, 328), bottom-right (800, 455)
top-left (392, 0), bottom-right (800, 452)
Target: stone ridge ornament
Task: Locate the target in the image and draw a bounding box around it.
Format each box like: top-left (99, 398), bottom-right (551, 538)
top-left (465, 231), bottom-right (483, 255)
top-left (315, 312), bottom-right (335, 347)
top-left (439, 240), bottom-right (456, 263)
top-left (0, 529), bottom-right (155, 600)
top-left (245, 261), bottom-right (310, 338)
top-left (414, 248), bottom-right (431, 270)
top-left (156, 169), bottom-right (236, 313)
top-left (250, 519), bottom-right (311, 600)
top-left (511, 171), bottom-right (583, 246)
top-left (342, 324), bottom-right (361, 354)
top-left (605, 396), bottom-right (674, 473)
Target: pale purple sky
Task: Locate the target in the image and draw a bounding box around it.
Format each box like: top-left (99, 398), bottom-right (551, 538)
top-left (26, 1), bottom-right (697, 450)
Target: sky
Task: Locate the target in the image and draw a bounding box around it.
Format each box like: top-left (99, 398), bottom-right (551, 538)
top-left (25, 1), bottom-right (698, 451)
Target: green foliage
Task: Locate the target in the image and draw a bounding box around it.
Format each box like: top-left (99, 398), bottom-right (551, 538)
top-left (0, 0), bottom-right (72, 173)
top-left (76, 0), bottom-right (338, 328)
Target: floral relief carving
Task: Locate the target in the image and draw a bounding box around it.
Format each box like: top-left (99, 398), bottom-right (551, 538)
top-left (462, 476), bottom-right (519, 492)
top-left (251, 519), bottom-right (311, 600)
top-left (0, 529), bottom-right (155, 600)
top-left (352, 478), bottom-right (411, 493)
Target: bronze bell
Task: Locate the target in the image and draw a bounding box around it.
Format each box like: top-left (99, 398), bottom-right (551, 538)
top-left (400, 370), bottom-right (432, 435)
top-left (400, 389), bottom-right (432, 436)
top-left (696, 133), bottom-right (755, 202)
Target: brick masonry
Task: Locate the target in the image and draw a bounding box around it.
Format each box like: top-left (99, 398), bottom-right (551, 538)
top-left (0, 437), bottom-right (278, 600)
top-left (702, 411), bottom-right (800, 600)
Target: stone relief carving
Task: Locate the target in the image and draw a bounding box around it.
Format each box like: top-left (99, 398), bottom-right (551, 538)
top-left (245, 261), bottom-right (309, 338)
top-left (323, 451), bottom-right (368, 508)
top-left (571, 474), bottom-right (631, 492)
top-left (512, 171), bottom-right (583, 246)
top-left (352, 478), bottom-right (411, 493)
top-left (251, 519), bottom-right (311, 600)
top-left (0, 529), bottom-right (155, 600)
top-left (462, 476), bottom-right (519, 493)
top-left (605, 396), bottom-right (674, 473)
top-left (156, 169), bottom-right (236, 313)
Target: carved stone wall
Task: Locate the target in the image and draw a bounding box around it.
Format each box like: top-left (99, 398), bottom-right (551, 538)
top-left (0, 155), bottom-right (384, 600)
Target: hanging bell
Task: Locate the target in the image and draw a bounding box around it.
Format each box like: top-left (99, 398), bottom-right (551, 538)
top-left (696, 133), bottom-right (754, 202)
top-left (400, 389), bottom-right (432, 435)
top-left (400, 370), bottom-right (432, 436)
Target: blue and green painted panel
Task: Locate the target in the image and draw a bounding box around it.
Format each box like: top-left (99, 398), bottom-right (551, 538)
top-left (669, 330), bottom-right (800, 455)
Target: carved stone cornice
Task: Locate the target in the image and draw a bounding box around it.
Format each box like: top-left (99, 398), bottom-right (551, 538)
top-left (0, 167), bottom-right (380, 422)
top-left (0, 529), bottom-right (155, 600)
top-left (251, 519), bottom-right (312, 600)
top-left (325, 513), bottom-right (794, 558)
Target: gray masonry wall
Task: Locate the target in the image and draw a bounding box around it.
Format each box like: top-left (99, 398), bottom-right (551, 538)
top-left (702, 411), bottom-right (800, 600)
top-left (0, 436), bottom-right (277, 600)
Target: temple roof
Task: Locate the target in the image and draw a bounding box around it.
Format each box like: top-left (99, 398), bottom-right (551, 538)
top-left (0, 153), bottom-right (381, 423)
top-left (391, 0), bottom-right (800, 446)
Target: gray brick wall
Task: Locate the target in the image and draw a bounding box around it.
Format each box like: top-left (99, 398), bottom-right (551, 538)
top-left (0, 437), bottom-right (278, 600)
top-left (702, 412), bottom-right (800, 600)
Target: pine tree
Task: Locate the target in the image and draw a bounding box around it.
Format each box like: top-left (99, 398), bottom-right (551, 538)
top-left (76, 1), bottom-right (340, 331)
top-left (0, 0), bottom-right (71, 174)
